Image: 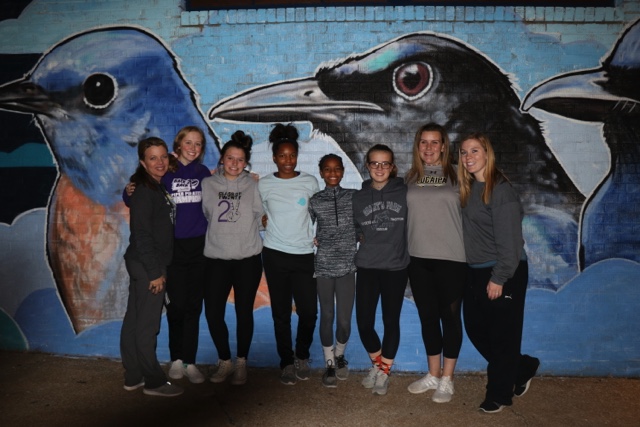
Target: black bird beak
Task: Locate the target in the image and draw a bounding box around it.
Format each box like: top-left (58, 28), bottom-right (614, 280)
top-left (522, 68), bottom-right (637, 122)
top-left (208, 77), bottom-right (383, 122)
top-left (0, 79), bottom-right (59, 116)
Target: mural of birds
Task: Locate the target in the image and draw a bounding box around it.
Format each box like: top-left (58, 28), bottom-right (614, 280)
top-left (523, 19), bottom-right (640, 270)
top-left (209, 32), bottom-right (584, 288)
top-left (0, 27), bottom-right (220, 332)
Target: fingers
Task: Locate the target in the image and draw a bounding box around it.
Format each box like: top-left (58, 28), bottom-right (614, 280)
top-left (149, 278), bottom-right (165, 294)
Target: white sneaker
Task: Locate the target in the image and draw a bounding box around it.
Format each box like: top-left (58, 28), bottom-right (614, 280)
top-left (183, 363), bottom-right (205, 384)
top-left (168, 359), bottom-right (183, 380)
top-left (362, 366), bottom-right (379, 389)
top-left (209, 359), bottom-right (234, 383)
top-left (231, 357), bottom-right (247, 385)
top-left (432, 376), bottom-right (454, 403)
top-left (407, 373), bottom-right (440, 394)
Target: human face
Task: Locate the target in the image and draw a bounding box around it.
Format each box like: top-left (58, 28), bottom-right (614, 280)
top-left (460, 138), bottom-right (487, 182)
top-left (273, 142), bottom-right (298, 179)
top-left (418, 130), bottom-right (444, 166)
top-left (141, 145), bottom-right (169, 182)
top-left (222, 147), bottom-right (247, 180)
top-left (177, 131), bottom-right (203, 165)
top-left (367, 150), bottom-right (393, 187)
top-left (319, 158), bottom-right (344, 188)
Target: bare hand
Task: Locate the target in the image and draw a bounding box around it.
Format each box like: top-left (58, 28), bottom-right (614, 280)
top-left (149, 276), bottom-right (165, 294)
top-left (125, 182), bottom-right (136, 196)
top-left (486, 281), bottom-right (503, 300)
top-left (262, 214), bottom-right (268, 228)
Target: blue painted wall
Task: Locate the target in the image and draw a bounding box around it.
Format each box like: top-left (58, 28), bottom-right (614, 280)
top-left (0, 0), bottom-right (638, 377)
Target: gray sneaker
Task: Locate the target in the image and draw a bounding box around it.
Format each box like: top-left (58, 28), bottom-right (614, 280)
top-left (322, 360), bottom-right (337, 388)
top-left (231, 357), bottom-right (247, 386)
top-left (209, 359), bottom-right (234, 383)
top-left (335, 355), bottom-right (349, 380)
top-left (362, 366), bottom-right (379, 389)
top-left (143, 382), bottom-right (183, 397)
top-left (123, 380), bottom-right (144, 391)
top-left (295, 358), bottom-right (311, 380)
top-left (280, 364), bottom-right (297, 385)
top-left (372, 371), bottom-right (390, 395)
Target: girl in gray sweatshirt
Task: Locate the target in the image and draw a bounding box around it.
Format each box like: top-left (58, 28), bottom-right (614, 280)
top-left (201, 131), bottom-right (263, 386)
top-left (352, 144), bottom-right (409, 396)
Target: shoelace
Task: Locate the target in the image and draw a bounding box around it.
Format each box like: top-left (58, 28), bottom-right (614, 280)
top-left (336, 356), bottom-right (348, 369)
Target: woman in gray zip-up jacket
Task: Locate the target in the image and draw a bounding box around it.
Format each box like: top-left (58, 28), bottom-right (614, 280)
top-left (309, 154), bottom-right (357, 387)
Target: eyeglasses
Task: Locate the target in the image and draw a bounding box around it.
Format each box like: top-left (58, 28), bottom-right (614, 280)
top-left (368, 161), bottom-right (393, 169)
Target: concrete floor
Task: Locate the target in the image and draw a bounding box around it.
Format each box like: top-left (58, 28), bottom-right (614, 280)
top-left (0, 351), bottom-right (638, 427)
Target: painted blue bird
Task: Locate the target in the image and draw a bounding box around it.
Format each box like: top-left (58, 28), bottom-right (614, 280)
top-left (209, 32), bottom-right (583, 289)
top-left (0, 27), bottom-right (220, 332)
top-left (523, 19), bottom-right (640, 270)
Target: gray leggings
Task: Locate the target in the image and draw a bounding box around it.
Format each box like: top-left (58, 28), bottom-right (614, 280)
top-left (316, 273), bottom-right (356, 347)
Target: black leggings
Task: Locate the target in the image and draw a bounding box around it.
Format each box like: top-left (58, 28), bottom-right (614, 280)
top-left (356, 267), bottom-right (407, 360)
top-left (204, 254), bottom-right (262, 360)
top-left (166, 236), bottom-right (206, 364)
top-left (408, 257), bottom-right (466, 359)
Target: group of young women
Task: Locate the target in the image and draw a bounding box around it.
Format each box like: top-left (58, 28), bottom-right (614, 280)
top-left (120, 121), bottom-right (539, 412)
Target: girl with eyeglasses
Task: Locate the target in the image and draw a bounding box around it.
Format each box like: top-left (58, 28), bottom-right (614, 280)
top-left (352, 144), bottom-right (409, 396)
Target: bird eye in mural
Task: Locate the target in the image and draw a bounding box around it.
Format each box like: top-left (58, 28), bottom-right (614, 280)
top-left (523, 18), bottom-right (640, 271)
top-left (0, 27), bottom-right (220, 333)
top-left (209, 32), bottom-right (584, 290)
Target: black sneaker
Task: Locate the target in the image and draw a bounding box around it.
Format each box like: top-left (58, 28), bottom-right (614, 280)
top-left (322, 360), bottom-right (337, 388)
top-left (479, 400), bottom-right (505, 413)
top-left (335, 355), bottom-right (349, 380)
top-left (514, 356), bottom-right (540, 397)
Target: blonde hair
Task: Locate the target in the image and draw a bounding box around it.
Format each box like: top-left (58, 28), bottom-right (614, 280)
top-left (173, 126), bottom-right (206, 163)
top-left (458, 133), bottom-right (505, 207)
top-left (405, 123), bottom-right (457, 185)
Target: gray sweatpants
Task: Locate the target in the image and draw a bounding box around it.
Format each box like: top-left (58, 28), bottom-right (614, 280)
top-left (120, 258), bottom-right (167, 389)
top-left (316, 272), bottom-right (356, 347)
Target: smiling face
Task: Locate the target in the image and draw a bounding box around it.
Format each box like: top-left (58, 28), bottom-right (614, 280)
top-left (320, 157), bottom-right (344, 188)
top-left (176, 131), bottom-right (203, 165)
top-left (418, 130), bottom-right (445, 166)
top-left (273, 141), bottom-right (298, 179)
top-left (141, 145), bottom-right (169, 182)
top-left (222, 146), bottom-right (247, 180)
top-left (367, 150), bottom-right (394, 187)
top-left (460, 138), bottom-right (488, 182)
